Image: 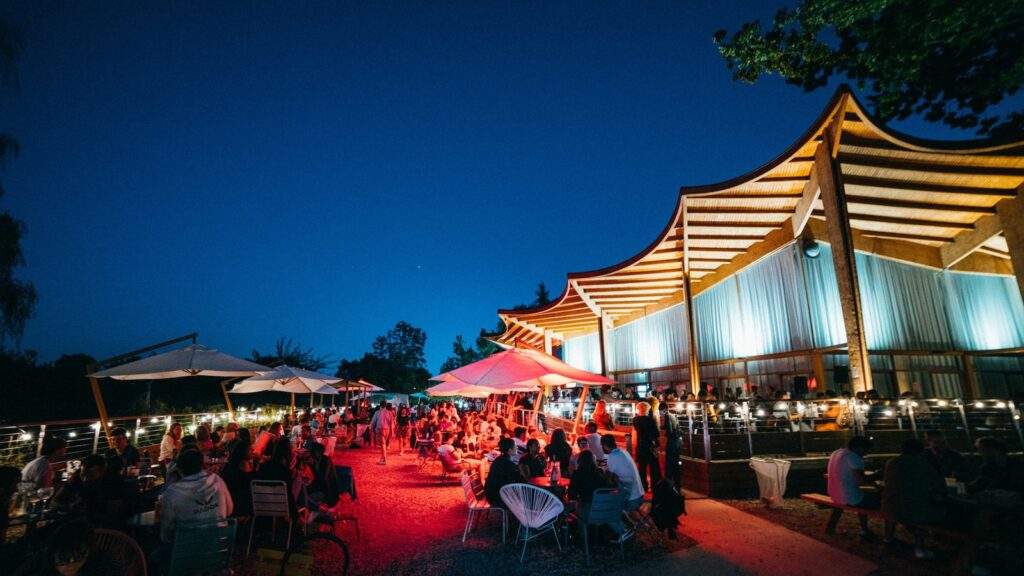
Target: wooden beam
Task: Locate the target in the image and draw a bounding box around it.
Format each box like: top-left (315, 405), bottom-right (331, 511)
top-left (691, 224), bottom-right (795, 296)
top-left (685, 221), bottom-right (787, 228)
top-left (818, 134), bottom-right (874, 393)
top-left (88, 376), bottom-right (116, 450)
top-left (812, 209), bottom-right (975, 230)
top-left (842, 175), bottom-right (1019, 198)
top-left (686, 207), bottom-right (794, 215)
top-left (682, 197), bottom-right (702, 395)
top-left (688, 234), bottom-right (765, 241)
top-left (570, 280), bottom-right (603, 318)
top-left (839, 153), bottom-right (1024, 177)
top-left (504, 315), bottom-right (566, 342)
top-left (846, 195), bottom-right (997, 215)
top-left (995, 190), bottom-right (1024, 305)
top-left (858, 231), bottom-right (955, 243)
top-left (940, 213), bottom-right (1004, 268)
top-left (792, 165), bottom-right (821, 237)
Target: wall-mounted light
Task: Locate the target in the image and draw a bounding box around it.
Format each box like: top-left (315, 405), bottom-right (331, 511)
top-left (801, 237), bottom-right (821, 259)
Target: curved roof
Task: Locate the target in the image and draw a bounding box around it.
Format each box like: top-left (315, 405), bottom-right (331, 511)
top-left (497, 87), bottom-right (1024, 347)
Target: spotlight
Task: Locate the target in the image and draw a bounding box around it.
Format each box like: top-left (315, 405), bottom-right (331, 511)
top-left (801, 237), bottom-right (821, 259)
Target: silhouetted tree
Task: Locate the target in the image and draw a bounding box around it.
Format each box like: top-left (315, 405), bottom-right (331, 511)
top-left (0, 19), bottom-right (36, 348)
top-left (337, 321), bottom-right (431, 394)
top-left (251, 337), bottom-right (330, 371)
top-left (714, 0), bottom-right (1024, 137)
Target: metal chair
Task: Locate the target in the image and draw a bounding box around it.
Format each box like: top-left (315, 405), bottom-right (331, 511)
top-left (92, 528), bottom-right (147, 576)
top-left (460, 471), bottom-right (506, 543)
top-left (576, 488), bottom-right (630, 564)
top-left (248, 480), bottom-right (293, 556)
top-left (499, 483), bottom-right (564, 562)
top-left (168, 518), bottom-right (238, 576)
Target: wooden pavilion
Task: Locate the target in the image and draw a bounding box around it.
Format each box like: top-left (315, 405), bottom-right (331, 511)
top-left (496, 87), bottom-right (1024, 399)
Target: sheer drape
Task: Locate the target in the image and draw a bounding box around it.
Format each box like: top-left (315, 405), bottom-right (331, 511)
top-left (854, 253), bottom-right (953, 350)
top-left (561, 332), bottom-right (602, 374)
top-left (942, 271), bottom-right (1024, 350)
top-left (610, 303), bottom-right (689, 371)
top-left (693, 276), bottom-right (743, 361)
top-left (736, 245), bottom-right (814, 354)
top-left (802, 244), bottom-right (847, 348)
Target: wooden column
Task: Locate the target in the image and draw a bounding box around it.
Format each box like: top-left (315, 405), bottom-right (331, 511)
top-left (811, 352), bottom-right (826, 392)
top-left (543, 329), bottom-right (554, 355)
top-left (817, 136), bottom-right (873, 393)
top-left (683, 272), bottom-right (702, 395)
top-left (996, 191), bottom-right (1024, 304)
top-left (88, 376), bottom-right (115, 450)
top-left (961, 353), bottom-right (981, 400)
top-left (573, 385), bottom-right (590, 433)
top-left (220, 380), bottom-right (235, 422)
top-left (681, 199), bottom-right (702, 395)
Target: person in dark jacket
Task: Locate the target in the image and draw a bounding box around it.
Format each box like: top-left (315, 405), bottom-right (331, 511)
top-left (659, 402), bottom-right (682, 488)
top-left (485, 438), bottom-right (523, 508)
top-left (219, 441), bottom-right (255, 517)
top-left (567, 450), bottom-right (610, 521)
top-left (632, 401), bottom-right (662, 492)
top-left (256, 439), bottom-right (298, 518)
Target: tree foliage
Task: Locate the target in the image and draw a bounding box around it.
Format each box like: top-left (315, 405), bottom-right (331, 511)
top-left (714, 0), bottom-right (1024, 137)
top-left (0, 19), bottom-right (35, 348)
top-left (337, 321), bottom-right (431, 394)
top-left (250, 337), bottom-right (331, 371)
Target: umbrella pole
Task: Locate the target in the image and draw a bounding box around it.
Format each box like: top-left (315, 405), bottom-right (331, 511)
top-left (331, 395), bottom-right (335, 408)
top-left (345, 387), bottom-right (351, 412)
top-left (532, 386), bottom-right (546, 427)
top-left (291, 393), bottom-right (296, 417)
top-left (220, 380), bottom-right (235, 422)
top-left (88, 376), bottom-right (116, 450)
top-left (574, 385), bottom-right (590, 434)
top-left (309, 393), bottom-right (314, 410)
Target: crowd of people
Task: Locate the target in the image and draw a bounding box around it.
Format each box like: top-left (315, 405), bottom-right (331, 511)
top-left (826, 431), bottom-right (1024, 565)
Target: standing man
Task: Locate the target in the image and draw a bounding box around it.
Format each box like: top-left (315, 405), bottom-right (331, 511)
top-left (632, 402), bottom-right (662, 493)
top-left (659, 402), bottom-right (682, 488)
top-left (371, 401), bottom-right (396, 465)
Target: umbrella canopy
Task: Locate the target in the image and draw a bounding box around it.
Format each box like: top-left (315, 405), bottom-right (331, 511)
top-left (425, 379), bottom-right (493, 398)
top-left (230, 365), bottom-right (340, 395)
top-left (89, 344), bottom-right (268, 380)
top-left (432, 347), bottom-right (614, 392)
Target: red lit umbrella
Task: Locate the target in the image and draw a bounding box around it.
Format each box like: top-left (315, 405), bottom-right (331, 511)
top-left (432, 347), bottom-right (613, 392)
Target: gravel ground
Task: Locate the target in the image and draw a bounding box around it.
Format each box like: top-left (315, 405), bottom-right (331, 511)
top-left (720, 498), bottom-right (994, 576)
top-left (313, 445), bottom-right (695, 576)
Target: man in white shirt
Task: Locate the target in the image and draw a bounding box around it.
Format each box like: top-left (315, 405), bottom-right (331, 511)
top-left (826, 436), bottom-right (878, 540)
top-left (601, 434), bottom-right (644, 537)
top-left (371, 401), bottom-right (396, 465)
top-left (21, 437), bottom-right (67, 490)
top-left (160, 450), bottom-right (233, 543)
top-left (511, 427), bottom-right (528, 464)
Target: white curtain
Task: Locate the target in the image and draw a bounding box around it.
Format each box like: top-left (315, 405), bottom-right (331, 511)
top-left (610, 303), bottom-right (690, 371)
top-left (693, 276), bottom-right (743, 361)
top-left (942, 271), bottom-right (1024, 351)
top-left (736, 244), bottom-right (814, 354)
top-left (561, 332), bottom-right (602, 374)
top-left (802, 244), bottom-right (848, 348)
top-left (854, 253), bottom-right (953, 350)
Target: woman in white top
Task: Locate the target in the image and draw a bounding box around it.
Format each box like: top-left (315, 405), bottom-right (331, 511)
top-left (159, 422), bottom-right (183, 463)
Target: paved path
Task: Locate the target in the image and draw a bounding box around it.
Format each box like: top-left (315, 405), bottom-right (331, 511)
top-left (613, 495), bottom-right (877, 576)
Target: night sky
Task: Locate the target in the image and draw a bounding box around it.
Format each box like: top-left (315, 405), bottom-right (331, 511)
top-left (3, 1), bottom-right (1021, 373)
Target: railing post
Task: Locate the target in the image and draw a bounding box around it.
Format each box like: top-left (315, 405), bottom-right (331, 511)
top-left (92, 422), bottom-right (101, 454)
top-left (796, 402), bottom-right (806, 455)
top-left (134, 418), bottom-right (141, 446)
top-left (743, 402), bottom-right (753, 458)
top-left (907, 402), bottom-right (918, 438)
top-left (702, 402), bottom-right (712, 462)
top-left (36, 424), bottom-right (47, 457)
top-left (956, 400), bottom-right (973, 453)
top-left (1009, 400), bottom-right (1024, 451)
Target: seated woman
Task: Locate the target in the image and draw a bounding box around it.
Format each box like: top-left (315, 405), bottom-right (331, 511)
top-left (438, 433), bottom-right (470, 470)
top-left (304, 442), bottom-right (339, 514)
top-left (518, 439), bottom-right (546, 478)
top-left (219, 441), bottom-right (255, 517)
top-left (882, 438), bottom-right (946, 559)
top-left (568, 450), bottom-right (611, 519)
top-left (255, 439), bottom-right (299, 518)
top-left (545, 429), bottom-right (572, 475)
top-left (567, 435), bottom-right (590, 477)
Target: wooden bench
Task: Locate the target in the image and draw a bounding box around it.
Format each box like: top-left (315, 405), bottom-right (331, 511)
top-left (801, 492), bottom-right (886, 535)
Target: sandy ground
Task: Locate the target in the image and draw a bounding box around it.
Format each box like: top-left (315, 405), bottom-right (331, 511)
top-left (320, 443), bottom-right (694, 576)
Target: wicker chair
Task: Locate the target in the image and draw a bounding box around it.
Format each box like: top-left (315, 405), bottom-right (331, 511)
top-left (92, 529), bottom-right (147, 576)
top-left (499, 483), bottom-right (563, 562)
top-left (460, 471), bottom-right (506, 543)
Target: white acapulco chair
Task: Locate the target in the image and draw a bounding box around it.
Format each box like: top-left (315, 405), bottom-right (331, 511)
top-left (499, 483), bottom-right (564, 562)
top-left (461, 472), bottom-right (506, 543)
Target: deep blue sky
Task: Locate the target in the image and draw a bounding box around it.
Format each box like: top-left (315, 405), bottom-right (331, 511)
top-left (3, 1), bottom-right (1021, 373)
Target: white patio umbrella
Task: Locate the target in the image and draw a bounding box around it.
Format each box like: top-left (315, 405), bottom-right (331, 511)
top-left (230, 365), bottom-right (340, 412)
top-left (89, 344), bottom-right (269, 380)
top-left (425, 379), bottom-right (493, 398)
top-left (87, 344), bottom-right (269, 444)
